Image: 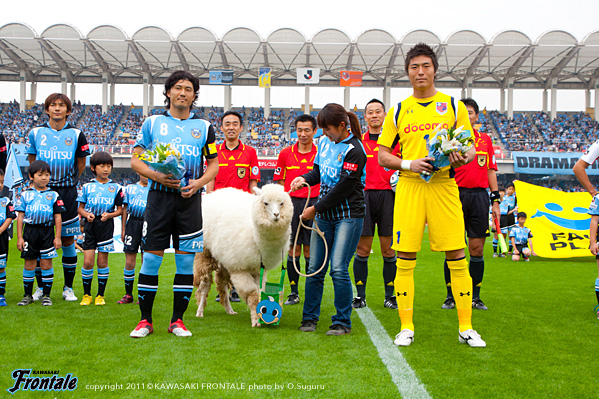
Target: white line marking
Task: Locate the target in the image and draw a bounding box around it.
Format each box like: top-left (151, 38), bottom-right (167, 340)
top-left (355, 306), bottom-right (432, 399)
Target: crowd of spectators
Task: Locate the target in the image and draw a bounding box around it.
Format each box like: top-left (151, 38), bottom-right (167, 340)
top-left (530, 112), bottom-right (586, 152)
top-left (78, 104), bottom-right (126, 146)
top-left (490, 111), bottom-right (545, 152)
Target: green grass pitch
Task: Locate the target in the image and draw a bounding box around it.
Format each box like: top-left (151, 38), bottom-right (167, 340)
top-left (1, 232), bottom-right (598, 399)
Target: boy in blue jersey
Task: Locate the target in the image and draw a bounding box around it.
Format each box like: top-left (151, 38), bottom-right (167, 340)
top-left (500, 183), bottom-right (517, 254)
top-left (118, 174), bottom-right (149, 304)
top-left (0, 169), bottom-right (17, 306)
top-left (15, 161), bottom-right (65, 306)
top-left (26, 93), bottom-right (90, 302)
top-left (509, 212), bottom-right (536, 261)
top-left (129, 70), bottom-right (219, 338)
top-left (77, 152), bottom-right (124, 306)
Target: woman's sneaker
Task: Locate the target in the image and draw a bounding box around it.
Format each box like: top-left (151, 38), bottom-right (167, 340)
top-left (326, 324), bottom-right (351, 335)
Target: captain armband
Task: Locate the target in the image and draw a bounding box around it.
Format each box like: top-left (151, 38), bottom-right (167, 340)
top-left (490, 191), bottom-right (501, 204)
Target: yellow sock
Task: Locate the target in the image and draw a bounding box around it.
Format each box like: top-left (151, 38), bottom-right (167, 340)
top-left (447, 257), bottom-right (473, 332)
top-left (395, 257), bottom-right (416, 331)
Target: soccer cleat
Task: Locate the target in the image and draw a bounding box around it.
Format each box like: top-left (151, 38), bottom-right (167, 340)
top-left (80, 294), bottom-right (93, 306)
top-left (230, 289), bottom-right (241, 303)
top-left (284, 293), bottom-right (300, 305)
top-left (326, 324), bottom-right (351, 336)
top-left (384, 296), bottom-right (398, 309)
top-left (168, 319), bottom-right (192, 337)
top-left (459, 329), bottom-right (486, 347)
top-left (215, 294), bottom-right (220, 302)
top-left (94, 295), bottom-right (106, 306)
top-left (0, 295), bottom-right (7, 307)
top-left (130, 319), bottom-right (154, 338)
top-left (394, 329), bottom-right (415, 346)
top-left (32, 287), bottom-right (43, 301)
top-left (492, 253), bottom-right (498, 258)
top-left (472, 298), bottom-right (488, 310)
top-left (62, 287), bottom-right (78, 302)
top-left (18, 295), bottom-right (34, 306)
top-left (41, 295), bottom-right (53, 306)
top-left (298, 320), bottom-right (317, 332)
top-left (441, 297), bottom-right (455, 309)
top-left (498, 253), bottom-right (506, 258)
top-left (351, 297), bottom-right (367, 309)
top-left (525, 258), bottom-right (530, 262)
top-left (117, 294), bottom-right (134, 304)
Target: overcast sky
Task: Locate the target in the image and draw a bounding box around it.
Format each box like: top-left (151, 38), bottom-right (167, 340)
top-left (1, 0), bottom-right (598, 111)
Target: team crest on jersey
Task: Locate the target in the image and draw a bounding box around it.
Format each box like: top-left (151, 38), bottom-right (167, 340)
top-left (46, 193), bottom-right (53, 201)
top-left (477, 154), bottom-right (486, 167)
top-left (0, 198), bottom-right (8, 207)
top-left (65, 137), bottom-right (73, 146)
top-left (191, 128), bottom-right (202, 139)
top-left (238, 167), bottom-right (246, 179)
top-left (337, 154), bottom-right (343, 162)
top-left (108, 185), bottom-right (116, 193)
top-left (436, 102), bottom-right (448, 115)
top-left (274, 167), bottom-right (281, 175)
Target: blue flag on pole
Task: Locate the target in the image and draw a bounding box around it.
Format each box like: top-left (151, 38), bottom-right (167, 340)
top-left (4, 145), bottom-right (23, 189)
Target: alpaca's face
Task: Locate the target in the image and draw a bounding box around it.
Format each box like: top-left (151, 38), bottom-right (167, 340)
top-left (262, 197), bottom-right (286, 223)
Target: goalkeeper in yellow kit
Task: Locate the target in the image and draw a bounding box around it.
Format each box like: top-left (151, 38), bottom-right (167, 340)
top-left (378, 43), bottom-right (486, 347)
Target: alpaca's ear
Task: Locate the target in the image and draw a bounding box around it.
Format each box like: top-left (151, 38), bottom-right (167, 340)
top-left (252, 187), bottom-right (262, 196)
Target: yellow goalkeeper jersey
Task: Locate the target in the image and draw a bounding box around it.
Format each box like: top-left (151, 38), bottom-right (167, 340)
top-left (378, 91), bottom-right (473, 180)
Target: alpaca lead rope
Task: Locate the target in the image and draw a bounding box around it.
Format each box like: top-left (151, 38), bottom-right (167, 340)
top-left (290, 182), bottom-right (328, 278)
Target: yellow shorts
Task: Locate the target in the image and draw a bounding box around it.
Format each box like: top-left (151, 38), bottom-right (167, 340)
top-left (392, 177), bottom-right (466, 252)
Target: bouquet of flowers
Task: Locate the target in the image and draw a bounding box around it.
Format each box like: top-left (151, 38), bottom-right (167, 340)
top-left (136, 142), bottom-right (190, 188)
top-left (420, 124), bottom-right (474, 182)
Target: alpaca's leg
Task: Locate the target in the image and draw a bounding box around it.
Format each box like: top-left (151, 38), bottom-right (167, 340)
top-left (216, 266), bottom-right (236, 315)
top-left (193, 252), bottom-right (214, 317)
top-left (230, 271), bottom-right (261, 327)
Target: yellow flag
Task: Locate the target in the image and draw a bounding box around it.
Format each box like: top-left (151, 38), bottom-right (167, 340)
top-left (514, 181), bottom-right (592, 258)
top-left (259, 67), bottom-right (271, 88)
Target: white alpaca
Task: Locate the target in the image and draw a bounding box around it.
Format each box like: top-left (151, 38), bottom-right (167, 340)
top-left (193, 184), bottom-right (293, 326)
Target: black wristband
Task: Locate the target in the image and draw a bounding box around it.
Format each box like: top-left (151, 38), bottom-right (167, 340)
top-left (490, 191), bottom-right (501, 203)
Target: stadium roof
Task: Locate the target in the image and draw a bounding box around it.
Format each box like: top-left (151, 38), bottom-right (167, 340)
top-left (1, 23), bottom-right (598, 90)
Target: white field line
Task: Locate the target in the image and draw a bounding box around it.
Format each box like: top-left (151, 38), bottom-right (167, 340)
top-left (355, 306), bottom-right (432, 399)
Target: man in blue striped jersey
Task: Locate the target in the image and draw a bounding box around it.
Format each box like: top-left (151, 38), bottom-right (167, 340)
top-left (130, 71), bottom-right (219, 338)
top-left (26, 94), bottom-right (90, 302)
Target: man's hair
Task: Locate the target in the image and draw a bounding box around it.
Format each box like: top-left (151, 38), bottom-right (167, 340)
top-left (222, 110), bottom-right (243, 126)
top-left (404, 43), bottom-right (438, 74)
top-left (365, 98), bottom-right (385, 112)
top-left (163, 71), bottom-right (200, 109)
top-left (461, 98), bottom-right (479, 115)
top-left (0, 168), bottom-right (4, 177)
top-left (90, 151), bottom-right (113, 176)
top-left (28, 160), bottom-right (51, 177)
top-left (294, 114), bottom-right (317, 130)
top-left (44, 93), bottom-right (72, 114)
top-left (518, 212), bottom-right (527, 219)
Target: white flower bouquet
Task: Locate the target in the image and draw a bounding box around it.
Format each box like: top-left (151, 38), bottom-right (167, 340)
top-left (420, 124), bottom-right (474, 182)
top-left (136, 142), bottom-right (190, 188)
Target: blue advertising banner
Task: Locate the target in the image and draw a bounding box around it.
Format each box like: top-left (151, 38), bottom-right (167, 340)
top-left (512, 151), bottom-right (596, 175)
top-left (209, 70), bottom-right (233, 85)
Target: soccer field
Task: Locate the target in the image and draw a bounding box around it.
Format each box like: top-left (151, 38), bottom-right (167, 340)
top-left (1, 233), bottom-right (597, 399)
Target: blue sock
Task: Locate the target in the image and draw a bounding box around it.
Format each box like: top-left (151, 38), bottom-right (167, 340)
top-left (97, 267), bottom-right (109, 296)
top-left (172, 254), bottom-right (195, 322)
top-left (138, 253), bottom-right (163, 324)
top-left (41, 268), bottom-right (54, 296)
top-left (62, 243), bottom-right (77, 289)
top-left (595, 278), bottom-right (599, 306)
top-left (124, 268), bottom-right (135, 296)
top-left (82, 268), bottom-right (94, 296)
top-left (492, 238), bottom-right (498, 253)
top-left (0, 270), bottom-right (6, 296)
top-left (23, 269), bottom-right (35, 296)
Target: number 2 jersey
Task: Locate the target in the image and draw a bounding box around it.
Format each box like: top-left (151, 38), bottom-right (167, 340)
top-left (378, 91), bottom-right (473, 182)
top-left (135, 111), bottom-right (218, 193)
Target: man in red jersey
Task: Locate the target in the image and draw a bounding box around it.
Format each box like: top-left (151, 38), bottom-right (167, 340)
top-left (207, 110), bottom-right (260, 193)
top-left (352, 99), bottom-right (400, 310)
top-left (274, 114), bottom-right (319, 305)
top-left (441, 98), bottom-right (500, 311)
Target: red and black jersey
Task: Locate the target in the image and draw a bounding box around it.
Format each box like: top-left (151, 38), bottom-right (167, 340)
top-left (454, 129), bottom-right (497, 188)
top-left (274, 143), bottom-right (319, 198)
top-left (362, 132), bottom-right (400, 191)
top-left (213, 142), bottom-right (260, 193)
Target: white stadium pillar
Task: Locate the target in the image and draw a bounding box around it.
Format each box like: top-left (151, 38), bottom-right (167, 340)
top-left (304, 85), bottom-right (310, 115)
top-left (19, 71), bottom-right (26, 112)
top-left (264, 86), bottom-right (271, 119)
top-left (542, 89), bottom-right (548, 113)
top-left (70, 83), bottom-right (76, 103)
top-left (507, 78), bottom-right (514, 120)
top-left (499, 88), bottom-right (505, 114)
top-left (550, 78), bottom-right (557, 121)
top-left (30, 82), bottom-right (37, 103)
top-left (61, 71), bottom-right (68, 95)
top-left (224, 86), bottom-right (232, 111)
top-left (585, 89), bottom-right (591, 110)
top-left (461, 88), bottom-right (466, 99)
top-left (110, 83), bottom-right (115, 107)
top-left (102, 73), bottom-right (108, 114)
top-left (149, 84), bottom-right (154, 109)
top-left (344, 87), bottom-right (350, 110)
top-left (142, 73), bottom-right (149, 117)
top-left (383, 77), bottom-right (391, 108)
top-left (466, 77), bottom-right (473, 99)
